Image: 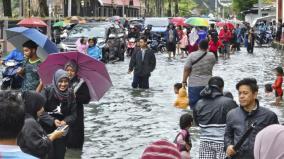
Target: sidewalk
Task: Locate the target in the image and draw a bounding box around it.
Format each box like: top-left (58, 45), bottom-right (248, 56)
top-left (272, 41), bottom-right (284, 50)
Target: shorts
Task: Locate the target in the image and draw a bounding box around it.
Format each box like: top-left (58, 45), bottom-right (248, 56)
top-left (275, 91), bottom-right (283, 97)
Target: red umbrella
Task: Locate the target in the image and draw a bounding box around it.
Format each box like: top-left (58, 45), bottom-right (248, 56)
top-left (216, 22), bottom-right (234, 30)
top-left (17, 17), bottom-right (47, 28)
top-left (170, 17), bottom-right (188, 27)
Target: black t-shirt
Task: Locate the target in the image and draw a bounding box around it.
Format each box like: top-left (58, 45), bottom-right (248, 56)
top-left (208, 29), bottom-right (218, 38)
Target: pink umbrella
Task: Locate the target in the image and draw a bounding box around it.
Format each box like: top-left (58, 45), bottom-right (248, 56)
top-left (38, 51), bottom-right (112, 101)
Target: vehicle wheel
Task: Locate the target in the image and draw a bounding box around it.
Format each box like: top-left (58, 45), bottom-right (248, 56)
top-left (1, 83), bottom-right (8, 90)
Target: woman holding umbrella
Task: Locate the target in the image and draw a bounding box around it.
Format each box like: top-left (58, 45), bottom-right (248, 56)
top-left (39, 69), bottom-right (77, 159)
top-left (64, 60), bottom-right (91, 149)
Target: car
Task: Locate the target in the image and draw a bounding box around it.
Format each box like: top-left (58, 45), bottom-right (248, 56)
top-left (144, 17), bottom-right (169, 36)
top-left (59, 22), bottom-right (126, 63)
top-left (129, 18), bottom-right (144, 32)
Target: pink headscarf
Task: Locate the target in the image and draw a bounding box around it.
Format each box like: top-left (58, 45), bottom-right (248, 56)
top-left (254, 124), bottom-right (284, 159)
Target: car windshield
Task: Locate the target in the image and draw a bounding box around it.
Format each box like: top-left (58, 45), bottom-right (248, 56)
top-left (145, 19), bottom-right (169, 27)
top-left (68, 25), bottom-right (106, 38)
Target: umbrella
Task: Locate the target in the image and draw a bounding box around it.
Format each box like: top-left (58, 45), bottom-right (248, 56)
top-left (216, 22), bottom-right (235, 30)
top-left (17, 17), bottom-right (47, 28)
top-left (38, 51), bottom-right (112, 101)
top-left (64, 16), bottom-right (86, 24)
top-left (185, 17), bottom-right (209, 27)
top-left (6, 27), bottom-right (58, 61)
top-left (170, 17), bottom-right (188, 27)
top-left (53, 21), bottom-right (68, 27)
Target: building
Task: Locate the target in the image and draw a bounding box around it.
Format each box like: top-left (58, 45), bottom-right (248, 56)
top-left (51, 0), bottom-right (143, 17)
top-left (276, 0), bottom-right (283, 23)
top-left (241, 3), bottom-right (276, 26)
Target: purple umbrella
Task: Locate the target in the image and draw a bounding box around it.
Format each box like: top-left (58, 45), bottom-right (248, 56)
top-left (38, 51), bottom-right (112, 101)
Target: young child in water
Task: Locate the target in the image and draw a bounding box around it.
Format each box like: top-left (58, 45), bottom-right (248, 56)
top-left (174, 113), bottom-right (192, 159)
top-left (272, 67), bottom-right (283, 106)
top-left (265, 83), bottom-right (274, 96)
top-left (174, 83), bottom-right (189, 109)
top-left (174, 83), bottom-right (182, 94)
top-left (76, 37), bottom-right (88, 54)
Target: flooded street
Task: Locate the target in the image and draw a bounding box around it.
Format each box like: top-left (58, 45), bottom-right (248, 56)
top-left (73, 47), bottom-right (284, 159)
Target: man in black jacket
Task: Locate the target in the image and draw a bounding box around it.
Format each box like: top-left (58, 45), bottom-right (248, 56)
top-left (225, 78), bottom-right (279, 159)
top-left (194, 76), bottom-right (238, 159)
top-left (128, 36), bottom-right (156, 89)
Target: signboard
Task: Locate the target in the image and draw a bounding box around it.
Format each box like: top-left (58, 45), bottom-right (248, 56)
top-left (218, 0), bottom-right (232, 7)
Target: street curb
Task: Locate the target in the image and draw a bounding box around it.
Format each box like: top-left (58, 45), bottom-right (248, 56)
top-left (272, 41), bottom-right (284, 50)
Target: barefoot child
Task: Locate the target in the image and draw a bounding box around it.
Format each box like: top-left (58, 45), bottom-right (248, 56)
top-left (272, 66), bottom-right (283, 105)
top-left (265, 83), bottom-right (274, 97)
top-left (174, 113), bottom-right (193, 159)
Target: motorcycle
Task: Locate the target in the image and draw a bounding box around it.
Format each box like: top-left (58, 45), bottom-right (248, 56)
top-left (149, 35), bottom-right (166, 53)
top-left (103, 34), bottom-right (124, 63)
top-left (1, 60), bottom-right (23, 90)
top-left (255, 30), bottom-right (273, 46)
top-left (126, 38), bottom-right (136, 57)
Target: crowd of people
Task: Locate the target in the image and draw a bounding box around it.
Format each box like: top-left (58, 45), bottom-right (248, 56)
top-left (1, 17), bottom-right (284, 159)
top-left (0, 39), bottom-right (90, 158)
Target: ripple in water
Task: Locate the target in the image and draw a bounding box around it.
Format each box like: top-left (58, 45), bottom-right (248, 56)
top-left (65, 48), bottom-right (284, 159)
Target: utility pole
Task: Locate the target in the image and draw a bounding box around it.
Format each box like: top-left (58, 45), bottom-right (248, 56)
top-left (123, 4), bottom-right (125, 17)
top-left (258, 0), bottom-right (262, 17)
top-left (215, 0), bottom-right (218, 18)
top-left (68, 0), bottom-right (71, 16)
top-left (28, 0), bottom-right (31, 17)
top-left (19, 0), bottom-right (23, 17)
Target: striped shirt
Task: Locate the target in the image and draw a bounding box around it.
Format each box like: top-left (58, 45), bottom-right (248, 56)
top-left (199, 124), bottom-right (226, 143)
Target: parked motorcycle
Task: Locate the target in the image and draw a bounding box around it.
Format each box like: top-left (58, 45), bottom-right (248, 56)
top-left (1, 60), bottom-right (23, 90)
top-left (149, 35), bottom-right (166, 53)
top-left (255, 30), bottom-right (273, 46)
top-left (127, 38), bottom-right (136, 57)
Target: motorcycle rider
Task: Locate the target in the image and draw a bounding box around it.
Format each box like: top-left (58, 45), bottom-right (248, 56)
top-left (0, 48), bottom-right (24, 65)
top-left (0, 49), bottom-right (24, 90)
top-left (128, 25), bottom-right (140, 39)
top-left (127, 25), bottom-right (140, 57)
top-left (144, 25), bottom-right (153, 41)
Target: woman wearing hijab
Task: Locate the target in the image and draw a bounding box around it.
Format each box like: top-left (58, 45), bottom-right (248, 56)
top-left (64, 60), bottom-right (90, 149)
top-left (39, 69), bottom-right (77, 159)
top-left (254, 124), bottom-right (284, 159)
top-left (18, 91), bottom-right (64, 159)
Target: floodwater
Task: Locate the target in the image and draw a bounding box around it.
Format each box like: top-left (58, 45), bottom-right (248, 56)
top-left (65, 47), bottom-right (284, 159)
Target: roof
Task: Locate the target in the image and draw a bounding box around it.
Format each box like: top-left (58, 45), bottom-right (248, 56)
top-left (241, 5), bottom-right (275, 14)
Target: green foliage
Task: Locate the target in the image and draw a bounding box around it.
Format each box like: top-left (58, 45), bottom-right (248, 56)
top-left (232, 0), bottom-right (257, 12)
top-left (178, 0), bottom-right (198, 16)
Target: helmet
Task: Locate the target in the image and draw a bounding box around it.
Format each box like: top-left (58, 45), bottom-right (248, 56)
top-left (130, 25), bottom-right (135, 29)
top-left (146, 24), bottom-right (152, 30)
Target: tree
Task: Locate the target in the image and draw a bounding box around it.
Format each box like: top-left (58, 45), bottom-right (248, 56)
top-left (3, 0), bottom-right (12, 17)
top-left (167, 0), bottom-right (172, 16)
top-left (30, 0), bottom-right (48, 17)
top-left (174, 0), bottom-right (178, 16)
top-left (232, 0), bottom-right (257, 12)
